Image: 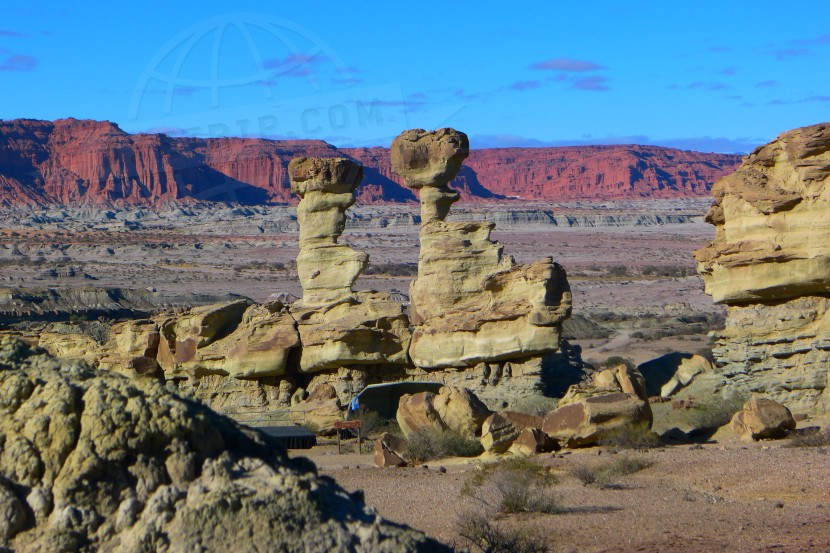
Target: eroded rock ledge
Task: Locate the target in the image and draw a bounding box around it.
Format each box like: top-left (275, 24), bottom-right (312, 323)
top-left (35, 128), bottom-right (573, 418)
top-left (696, 122), bottom-right (830, 414)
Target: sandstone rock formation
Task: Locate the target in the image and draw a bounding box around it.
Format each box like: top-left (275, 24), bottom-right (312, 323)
top-left (480, 412), bottom-right (521, 454)
top-left (0, 119), bottom-right (740, 208)
top-left (730, 397), bottom-right (796, 441)
top-left (396, 386), bottom-right (491, 439)
top-left (391, 128), bottom-right (572, 369)
top-left (374, 432), bottom-right (410, 468)
top-left (0, 337), bottom-right (446, 551)
top-left (637, 353), bottom-right (714, 398)
top-left (288, 157), bottom-right (412, 373)
top-left (541, 366), bottom-right (653, 447)
top-left (696, 122), bottom-right (830, 414)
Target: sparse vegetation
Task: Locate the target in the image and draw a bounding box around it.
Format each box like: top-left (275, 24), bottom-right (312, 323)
top-left (462, 457), bottom-right (563, 515)
top-left (599, 422), bottom-right (660, 450)
top-left (456, 511), bottom-right (549, 553)
top-left (404, 427), bottom-right (483, 462)
top-left (786, 428), bottom-right (830, 448)
top-left (686, 392), bottom-right (747, 430)
top-left (512, 395), bottom-right (558, 417)
top-left (603, 355), bottom-right (635, 370)
top-left (363, 262), bottom-right (418, 277)
top-left (570, 454), bottom-right (654, 488)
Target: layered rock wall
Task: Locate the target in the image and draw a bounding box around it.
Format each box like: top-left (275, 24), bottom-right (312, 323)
top-left (696, 122), bottom-right (830, 414)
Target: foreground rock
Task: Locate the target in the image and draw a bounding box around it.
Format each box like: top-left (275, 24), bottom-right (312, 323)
top-left (391, 128), bottom-right (572, 368)
top-left (0, 338), bottom-right (447, 552)
top-left (730, 397), bottom-right (796, 441)
top-left (696, 122), bottom-right (830, 415)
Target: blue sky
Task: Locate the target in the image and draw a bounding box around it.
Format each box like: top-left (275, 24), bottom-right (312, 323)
top-left (1, 1), bottom-right (829, 153)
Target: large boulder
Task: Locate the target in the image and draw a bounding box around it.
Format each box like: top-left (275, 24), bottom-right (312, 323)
top-left (374, 432), bottom-right (410, 468)
top-left (730, 397), bottom-right (796, 441)
top-left (0, 337), bottom-right (447, 551)
top-left (543, 367), bottom-right (653, 447)
top-left (391, 128), bottom-right (571, 369)
top-left (397, 386), bottom-right (491, 439)
top-left (480, 413), bottom-right (520, 453)
top-left (695, 122), bottom-right (830, 415)
top-left (637, 353), bottom-right (714, 397)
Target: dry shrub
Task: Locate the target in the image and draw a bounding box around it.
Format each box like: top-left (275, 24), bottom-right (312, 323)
top-left (570, 454), bottom-right (654, 488)
top-left (404, 427), bottom-right (483, 462)
top-left (599, 422), bottom-right (660, 450)
top-left (687, 392), bottom-right (747, 429)
top-left (786, 427), bottom-right (830, 448)
top-left (456, 511), bottom-right (549, 553)
top-left (511, 396), bottom-right (558, 417)
top-left (463, 458), bottom-right (563, 515)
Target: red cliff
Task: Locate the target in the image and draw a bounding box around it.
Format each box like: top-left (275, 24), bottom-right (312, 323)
top-left (0, 119), bottom-right (741, 206)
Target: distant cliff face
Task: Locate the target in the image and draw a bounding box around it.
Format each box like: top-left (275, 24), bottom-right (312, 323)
top-left (0, 118), bottom-right (741, 206)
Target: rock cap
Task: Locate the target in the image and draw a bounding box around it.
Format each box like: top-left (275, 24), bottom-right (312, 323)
top-left (390, 128), bottom-right (469, 188)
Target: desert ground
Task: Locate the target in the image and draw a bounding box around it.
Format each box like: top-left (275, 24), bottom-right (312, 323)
top-left (302, 433), bottom-right (830, 552)
top-left (0, 198), bottom-right (721, 366)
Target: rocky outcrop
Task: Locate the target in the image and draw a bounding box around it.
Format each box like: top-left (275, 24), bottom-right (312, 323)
top-left (392, 128), bottom-right (572, 369)
top-left (696, 123), bottom-right (830, 415)
top-left (730, 397), bottom-right (796, 441)
top-left (541, 366), bottom-right (652, 447)
top-left (288, 157), bottom-right (412, 373)
top-left (0, 118), bottom-right (740, 208)
top-left (0, 337), bottom-right (446, 551)
top-left (348, 144), bottom-right (741, 202)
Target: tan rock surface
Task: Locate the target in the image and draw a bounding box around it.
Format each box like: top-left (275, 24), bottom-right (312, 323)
top-left (479, 412), bottom-right (520, 453)
top-left (391, 128), bottom-right (571, 369)
top-left (696, 123), bottom-right (830, 415)
top-left (542, 391), bottom-right (652, 448)
top-left (730, 396), bottom-right (796, 441)
top-left (397, 386), bottom-right (491, 439)
top-left (0, 337), bottom-right (446, 552)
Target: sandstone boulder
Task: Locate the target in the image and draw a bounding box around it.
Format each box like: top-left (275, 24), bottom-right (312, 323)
top-left (289, 394), bottom-right (343, 435)
top-left (695, 123), bottom-right (830, 415)
top-left (397, 386), bottom-right (491, 439)
top-left (0, 337), bottom-right (445, 551)
top-left (510, 428), bottom-right (559, 456)
top-left (374, 432), bottom-right (410, 468)
top-left (730, 397), bottom-right (796, 441)
top-left (637, 353), bottom-right (714, 398)
top-left (391, 128), bottom-right (571, 369)
top-left (543, 390), bottom-right (652, 448)
top-left (480, 413), bottom-right (520, 453)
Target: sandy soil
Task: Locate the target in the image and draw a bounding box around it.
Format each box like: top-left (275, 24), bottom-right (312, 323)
top-left (298, 437), bottom-right (830, 552)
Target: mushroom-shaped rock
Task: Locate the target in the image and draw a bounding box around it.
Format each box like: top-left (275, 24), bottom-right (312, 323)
top-left (391, 128), bottom-right (571, 370)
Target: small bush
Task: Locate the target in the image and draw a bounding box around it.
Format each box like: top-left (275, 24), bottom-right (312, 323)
top-left (512, 396), bottom-right (558, 417)
top-left (786, 428), bottom-right (830, 448)
top-left (570, 454), bottom-right (653, 488)
top-left (404, 427), bottom-right (483, 462)
top-left (599, 422), bottom-right (660, 450)
top-left (463, 458), bottom-right (563, 515)
top-left (456, 511), bottom-right (549, 553)
top-left (687, 392), bottom-right (747, 430)
top-left (604, 356), bottom-right (635, 370)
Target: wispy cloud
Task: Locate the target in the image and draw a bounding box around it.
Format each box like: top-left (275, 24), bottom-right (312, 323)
top-left (570, 75), bottom-right (610, 92)
top-left (719, 66), bottom-right (738, 76)
top-left (510, 80), bottom-right (542, 91)
top-left (795, 34), bottom-right (830, 46)
top-left (765, 47), bottom-right (812, 60)
top-left (530, 57), bottom-right (605, 72)
top-left (688, 81), bottom-right (730, 91)
top-left (707, 45), bottom-right (731, 53)
top-left (0, 29), bottom-right (28, 37)
top-left (755, 79), bottom-right (777, 88)
top-left (806, 95), bottom-right (830, 103)
top-left (0, 53), bottom-right (37, 71)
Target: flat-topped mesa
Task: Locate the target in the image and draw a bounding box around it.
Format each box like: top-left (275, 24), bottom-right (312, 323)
top-left (695, 122), bottom-right (830, 414)
top-left (390, 127), bottom-right (469, 223)
top-left (288, 157), bottom-right (368, 307)
top-left (391, 128), bottom-right (572, 369)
